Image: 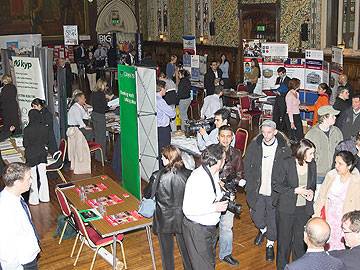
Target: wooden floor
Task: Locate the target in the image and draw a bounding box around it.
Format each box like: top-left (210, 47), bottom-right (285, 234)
top-left (28, 120), bottom-right (276, 270)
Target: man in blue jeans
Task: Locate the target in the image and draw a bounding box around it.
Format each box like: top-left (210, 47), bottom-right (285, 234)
top-left (217, 125), bottom-right (246, 265)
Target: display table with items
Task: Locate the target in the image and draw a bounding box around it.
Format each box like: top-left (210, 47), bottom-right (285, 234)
top-left (58, 175), bottom-right (155, 270)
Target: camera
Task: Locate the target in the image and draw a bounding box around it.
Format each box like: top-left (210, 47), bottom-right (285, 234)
top-left (220, 173), bottom-right (242, 216)
top-left (184, 118), bottom-right (214, 137)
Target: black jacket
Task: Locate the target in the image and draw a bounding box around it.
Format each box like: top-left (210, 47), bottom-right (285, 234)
top-left (204, 68), bottom-right (222, 96)
top-left (40, 107), bottom-right (58, 155)
top-left (337, 107), bottom-right (360, 139)
top-left (23, 110), bottom-right (49, 167)
top-left (244, 132), bottom-right (291, 210)
top-left (275, 75), bottom-right (291, 89)
top-left (0, 84), bottom-right (21, 134)
top-left (152, 167), bottom-right (191, 234)
top-left (334, 97), bottom-right (351, 126)
top-left (177, 77), bottom-right (191, 100)
top-left (272, 157), bottom-right (317, 215)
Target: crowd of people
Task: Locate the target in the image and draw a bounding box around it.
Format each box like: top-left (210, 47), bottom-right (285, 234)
top-left (150, 56), bottom-right (360, 270)
top-left (0, 48), bottom-right (360, 270)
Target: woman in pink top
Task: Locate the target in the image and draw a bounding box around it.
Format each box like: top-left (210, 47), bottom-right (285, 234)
top-left (285, 78), bottom-right (304, 141)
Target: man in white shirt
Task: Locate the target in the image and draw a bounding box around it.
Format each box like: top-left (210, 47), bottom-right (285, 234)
top-left (68, 92), bottom-right (93, 140)
top-left (0, 163), bottom-right (40, 270)
top-left (182, 144), bottom-right (228, 270)
top-left (201, 85), bottom-right (223, 119)
top-left (197, 108), bottom-right (234, 151)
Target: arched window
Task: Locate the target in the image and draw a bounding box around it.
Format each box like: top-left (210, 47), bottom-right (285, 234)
top-left (157, 0), bottom-right (169, 39)
top-left (195, 0), bottom-right (212, 38)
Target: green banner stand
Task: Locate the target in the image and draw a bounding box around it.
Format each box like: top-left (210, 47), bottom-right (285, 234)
top-left (118, 65), bottom-right (141, 199)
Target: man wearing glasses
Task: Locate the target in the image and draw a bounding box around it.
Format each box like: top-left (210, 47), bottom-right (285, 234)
top-left (331, 210), bottom-right (360, 270)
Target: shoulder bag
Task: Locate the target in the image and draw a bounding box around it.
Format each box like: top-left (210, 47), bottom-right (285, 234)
top-left (138, 171), bottom-right (161, 218)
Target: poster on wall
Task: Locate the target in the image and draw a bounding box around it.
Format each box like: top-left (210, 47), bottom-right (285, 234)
top-left (284, 58), bottom-right (305, 89)
top-left (261, 60), bottom-right (283, 90)
top-left (0, 34), bottom-right (42, 55)
top-left (183, 35), bottom-right (196, 55)
top-left (63, 25), bottom-right (78, 46)
top-left (12, 57), bottom-right (45, 127)
top-left (261, 43), bottom-right (288, 58)
top-left (243, 57), bottom-right (263, 93)
top-left (304, 59), bottom-right (323, 91)
top-left (243, 39), bottom-right (264, 57)
top-left (330, 46), bottom-right (344, 97)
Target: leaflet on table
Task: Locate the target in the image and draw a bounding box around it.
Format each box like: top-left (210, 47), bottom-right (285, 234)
top-left (104, 211), bottom-right (143, 226)
top-left (78, 208), bottom-right (102, 222)
top-left (86, 194), bottom-right (124, 208)
top-left (75, 182), bottom-right (108, 194)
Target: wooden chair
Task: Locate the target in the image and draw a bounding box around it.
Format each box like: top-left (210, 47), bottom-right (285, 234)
top-left (46, 139), bottom-right (67, 183)
top-left (55, 187), bottom-right (75, 245)
top-left (70, 205), bottom-right (127, 270)
top-left (87, 141), bottom-right (104, 166)
top-left (235, 128), bottom-right (249, 157)
top-left (239, 96), bottom-right (262, 130)
top-left (237, 83), bottom-right (248, 92)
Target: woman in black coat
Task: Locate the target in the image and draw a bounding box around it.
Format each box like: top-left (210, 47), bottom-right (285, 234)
top-left (31, 98), bottom-right (58, 155)
top-left (152, 145), bottom-right (192, 270)
top-left (0, 74), bottom-right (21, 134)
top-left (272, 139), bottom-right (317, 270)
top-left (23, 109), bottom-right (49, 205)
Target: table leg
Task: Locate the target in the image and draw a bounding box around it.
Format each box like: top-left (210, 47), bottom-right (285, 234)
top-left (146, 225), bottom-right (156, 270)
top-left (113, 234), bottom-right (117, 270)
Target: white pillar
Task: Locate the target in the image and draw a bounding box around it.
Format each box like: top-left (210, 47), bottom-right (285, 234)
top-left (321, 0), bottom-right (328, 49)
top-left (354, 0), bottom-right (360, 50)
top-left (338, 0), bottom-right (344, 45)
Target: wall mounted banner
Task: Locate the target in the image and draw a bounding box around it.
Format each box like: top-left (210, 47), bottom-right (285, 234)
top-left (118, 65), bottom-right (141, 199)
top-left (183, 35), bottom-right (196, 55)
top-left (12, 56), bottom-right (45, 127)
top-left (305, 49), bottom-right (324, 61)
top-left (63, 25), bottom-right (78, 46)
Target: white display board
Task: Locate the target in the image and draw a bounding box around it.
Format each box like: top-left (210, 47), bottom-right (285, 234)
top-left (12, 57), bottom-right (45, 126)
top-left (136, 67), bottom-right (158, 181)
top-left (261, 61), bottom-right (283, 90)
top-left (63, 25), bottom-right (78, 46)
top-left (285, 59), bottom-right (306, 90)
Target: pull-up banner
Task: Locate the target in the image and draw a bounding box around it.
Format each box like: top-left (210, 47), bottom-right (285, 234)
top-left (13, 56), bottom-right (45, 127)
top-left (118, 65), bottom-right (141, 199)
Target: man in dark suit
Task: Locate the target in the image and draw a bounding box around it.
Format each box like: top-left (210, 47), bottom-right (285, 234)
top-left (337, 94), bottom-right (360, 139)
top-left (330, 210), bottom-right (360, 270)
top-left (285, 217), bottom-right (346, 270)
top-left (272, 67), bottom-right (291, 132)
top-left (74, 42), bottom-right (87, 68)
top-left (204, 60), bottom-right (223, 96)
top-left (338, 74), bottom-right (353, 99)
